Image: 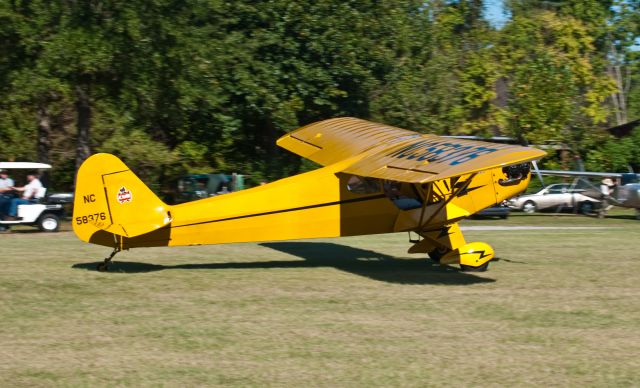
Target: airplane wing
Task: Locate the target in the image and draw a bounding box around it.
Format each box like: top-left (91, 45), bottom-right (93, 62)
top-left (278, 117), bottom-right (546, 184)
top-left (538, 170), bottom-right (623, 179)
top-left (277, 117), bottom-right (417, 166)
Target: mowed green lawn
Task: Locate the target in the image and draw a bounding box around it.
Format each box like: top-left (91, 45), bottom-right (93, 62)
top-left (1, 211), bottom-right (640, 386)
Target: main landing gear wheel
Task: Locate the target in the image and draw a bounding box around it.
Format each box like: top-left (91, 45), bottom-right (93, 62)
top-left (428, 246), bottom-right (450, 263)
top-left (460, 262), bottom-right (490, 272)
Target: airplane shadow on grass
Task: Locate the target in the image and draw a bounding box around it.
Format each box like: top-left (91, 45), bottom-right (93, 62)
top-left (72, 242), bottom-right (495, 285)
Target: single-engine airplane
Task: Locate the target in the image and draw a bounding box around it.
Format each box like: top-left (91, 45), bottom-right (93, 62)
top-left (73, 118), bottom-right (545, 271)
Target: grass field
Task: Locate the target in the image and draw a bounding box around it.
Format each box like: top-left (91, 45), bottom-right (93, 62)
top-left (1, 211), bottom-right (640, 386)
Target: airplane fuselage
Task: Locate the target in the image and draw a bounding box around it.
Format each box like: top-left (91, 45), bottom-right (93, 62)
top-left (86, 162), bottom-right (531, 250)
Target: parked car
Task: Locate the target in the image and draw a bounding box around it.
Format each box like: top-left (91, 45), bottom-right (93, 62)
top-left (507, 183), bottom-right (601, 214)
top-left (473, 204), bottom-right (510, 219)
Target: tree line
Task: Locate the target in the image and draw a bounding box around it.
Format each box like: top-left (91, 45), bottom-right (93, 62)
top-left (1, 0), bottom-right (639, 191)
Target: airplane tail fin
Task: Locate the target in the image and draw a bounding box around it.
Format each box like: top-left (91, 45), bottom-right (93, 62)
top-left (73, 153), bottom-right (172, 243)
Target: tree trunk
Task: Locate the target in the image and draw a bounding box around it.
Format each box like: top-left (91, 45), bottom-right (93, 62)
top-left (36, 103), bottom-right (52, 187)
top-left (37, 103), bottom-right (52, 164)
top-left (75, 86), bottom-right (91, 175)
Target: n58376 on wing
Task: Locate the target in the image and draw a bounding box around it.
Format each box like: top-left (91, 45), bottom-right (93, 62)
top-left (73, 118), bottom-right (545, 272)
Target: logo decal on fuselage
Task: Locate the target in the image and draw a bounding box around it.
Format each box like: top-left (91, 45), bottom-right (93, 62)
top-left (388, 138), bottom-right (500, 166)
top-left (117, 186), bottom-right (132, 204)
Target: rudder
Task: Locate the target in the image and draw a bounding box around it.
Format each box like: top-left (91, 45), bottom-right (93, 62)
top-left (73, 153), bottom-right (172, 243)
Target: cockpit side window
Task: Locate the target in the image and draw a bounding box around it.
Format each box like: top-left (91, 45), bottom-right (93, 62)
top-left (383, 180), bottom-right (423, 210)
top-left (346, 175), bottom-right (381, 194)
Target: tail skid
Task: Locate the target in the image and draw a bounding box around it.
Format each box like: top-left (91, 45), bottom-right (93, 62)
top-left (73, 154), bottom-right (172, 244)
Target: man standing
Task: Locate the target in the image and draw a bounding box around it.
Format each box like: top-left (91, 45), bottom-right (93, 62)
top-left (0, 170), bottom-right (15, 217)
top-left (5, 172), bottom-right (44, 220)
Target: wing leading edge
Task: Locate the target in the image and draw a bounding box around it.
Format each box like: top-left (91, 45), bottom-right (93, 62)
top-left (278, 117), bottom-right (546, 184)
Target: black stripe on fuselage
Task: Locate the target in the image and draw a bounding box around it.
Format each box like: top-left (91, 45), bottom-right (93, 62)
top-left (172, 193), bottom-right (388, 229)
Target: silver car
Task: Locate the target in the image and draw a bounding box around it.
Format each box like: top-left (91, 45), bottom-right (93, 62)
top-left (507, 183), bottom-right (601, 214)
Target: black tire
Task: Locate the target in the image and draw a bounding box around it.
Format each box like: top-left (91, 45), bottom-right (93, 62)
top-left (522, 200), bottom-right (537, 214)
top-left (460, 262), bottom-right (490, 272)
top-left (38, 213), bottom-right (60, 232)
top-left (579, 201), bottom-right (594, 215)
top-left (428, 246), bottom-right (450, 263)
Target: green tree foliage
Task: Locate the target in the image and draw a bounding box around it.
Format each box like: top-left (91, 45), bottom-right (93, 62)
top-left (98, 129), bottom-right (176, 184)
top-left (371, 0), bottom-right (500, 135)
top-left (1, 0), bottom-right (639, 192)
top-left (496, 7), bottom-right (617, 146)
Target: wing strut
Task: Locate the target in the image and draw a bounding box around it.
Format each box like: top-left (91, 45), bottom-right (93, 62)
top-left (420, 173), bottom-right (477, 230)
top-left (532, 160), bottom-right (546, 188)
top-left (416, 183), bottom-right (433, 229)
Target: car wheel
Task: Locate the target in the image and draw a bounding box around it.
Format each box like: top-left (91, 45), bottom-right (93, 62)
top-left (579, 201), bottom-right (594, 215)
top-left (522, 201), bottom-right (537, 213)
top-left (38, 213), bottom-right (60, 232)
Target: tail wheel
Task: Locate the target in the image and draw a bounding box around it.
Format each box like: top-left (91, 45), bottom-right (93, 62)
top-left (522, 200), bottom-right (537, 213)
top-left (428, 246), bottom-right (450, 263)
top-left (38, 213), bottom-right (60, 232)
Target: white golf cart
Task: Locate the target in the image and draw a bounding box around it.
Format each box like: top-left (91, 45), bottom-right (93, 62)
top-left (0, 162), bottom-right (73, 232)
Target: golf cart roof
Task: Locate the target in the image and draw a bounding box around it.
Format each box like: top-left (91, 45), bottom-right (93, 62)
top-left (0, 162), bottom-right (52, 169)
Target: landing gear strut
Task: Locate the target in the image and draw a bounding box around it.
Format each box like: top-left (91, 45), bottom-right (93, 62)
top-left (97, 247), bottom-right (120, 272)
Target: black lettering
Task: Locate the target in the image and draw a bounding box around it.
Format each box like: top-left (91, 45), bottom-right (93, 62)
top-left (75, 212), bottom-right (107, 225)
top-left (83, 194), bottom-right (96, 204)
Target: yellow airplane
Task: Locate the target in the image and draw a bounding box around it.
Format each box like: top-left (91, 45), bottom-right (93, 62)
top-left (73, 118), bottom-right (545, 272)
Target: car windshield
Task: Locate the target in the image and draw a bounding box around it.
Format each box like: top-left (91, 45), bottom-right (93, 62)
top-left (537, 184), bottom-right (567, 195)
top-left (547, 185), bottom-right (567, 194)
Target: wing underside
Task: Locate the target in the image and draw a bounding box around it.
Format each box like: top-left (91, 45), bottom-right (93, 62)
top-left (278, 117), bottom-right (546, 184)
